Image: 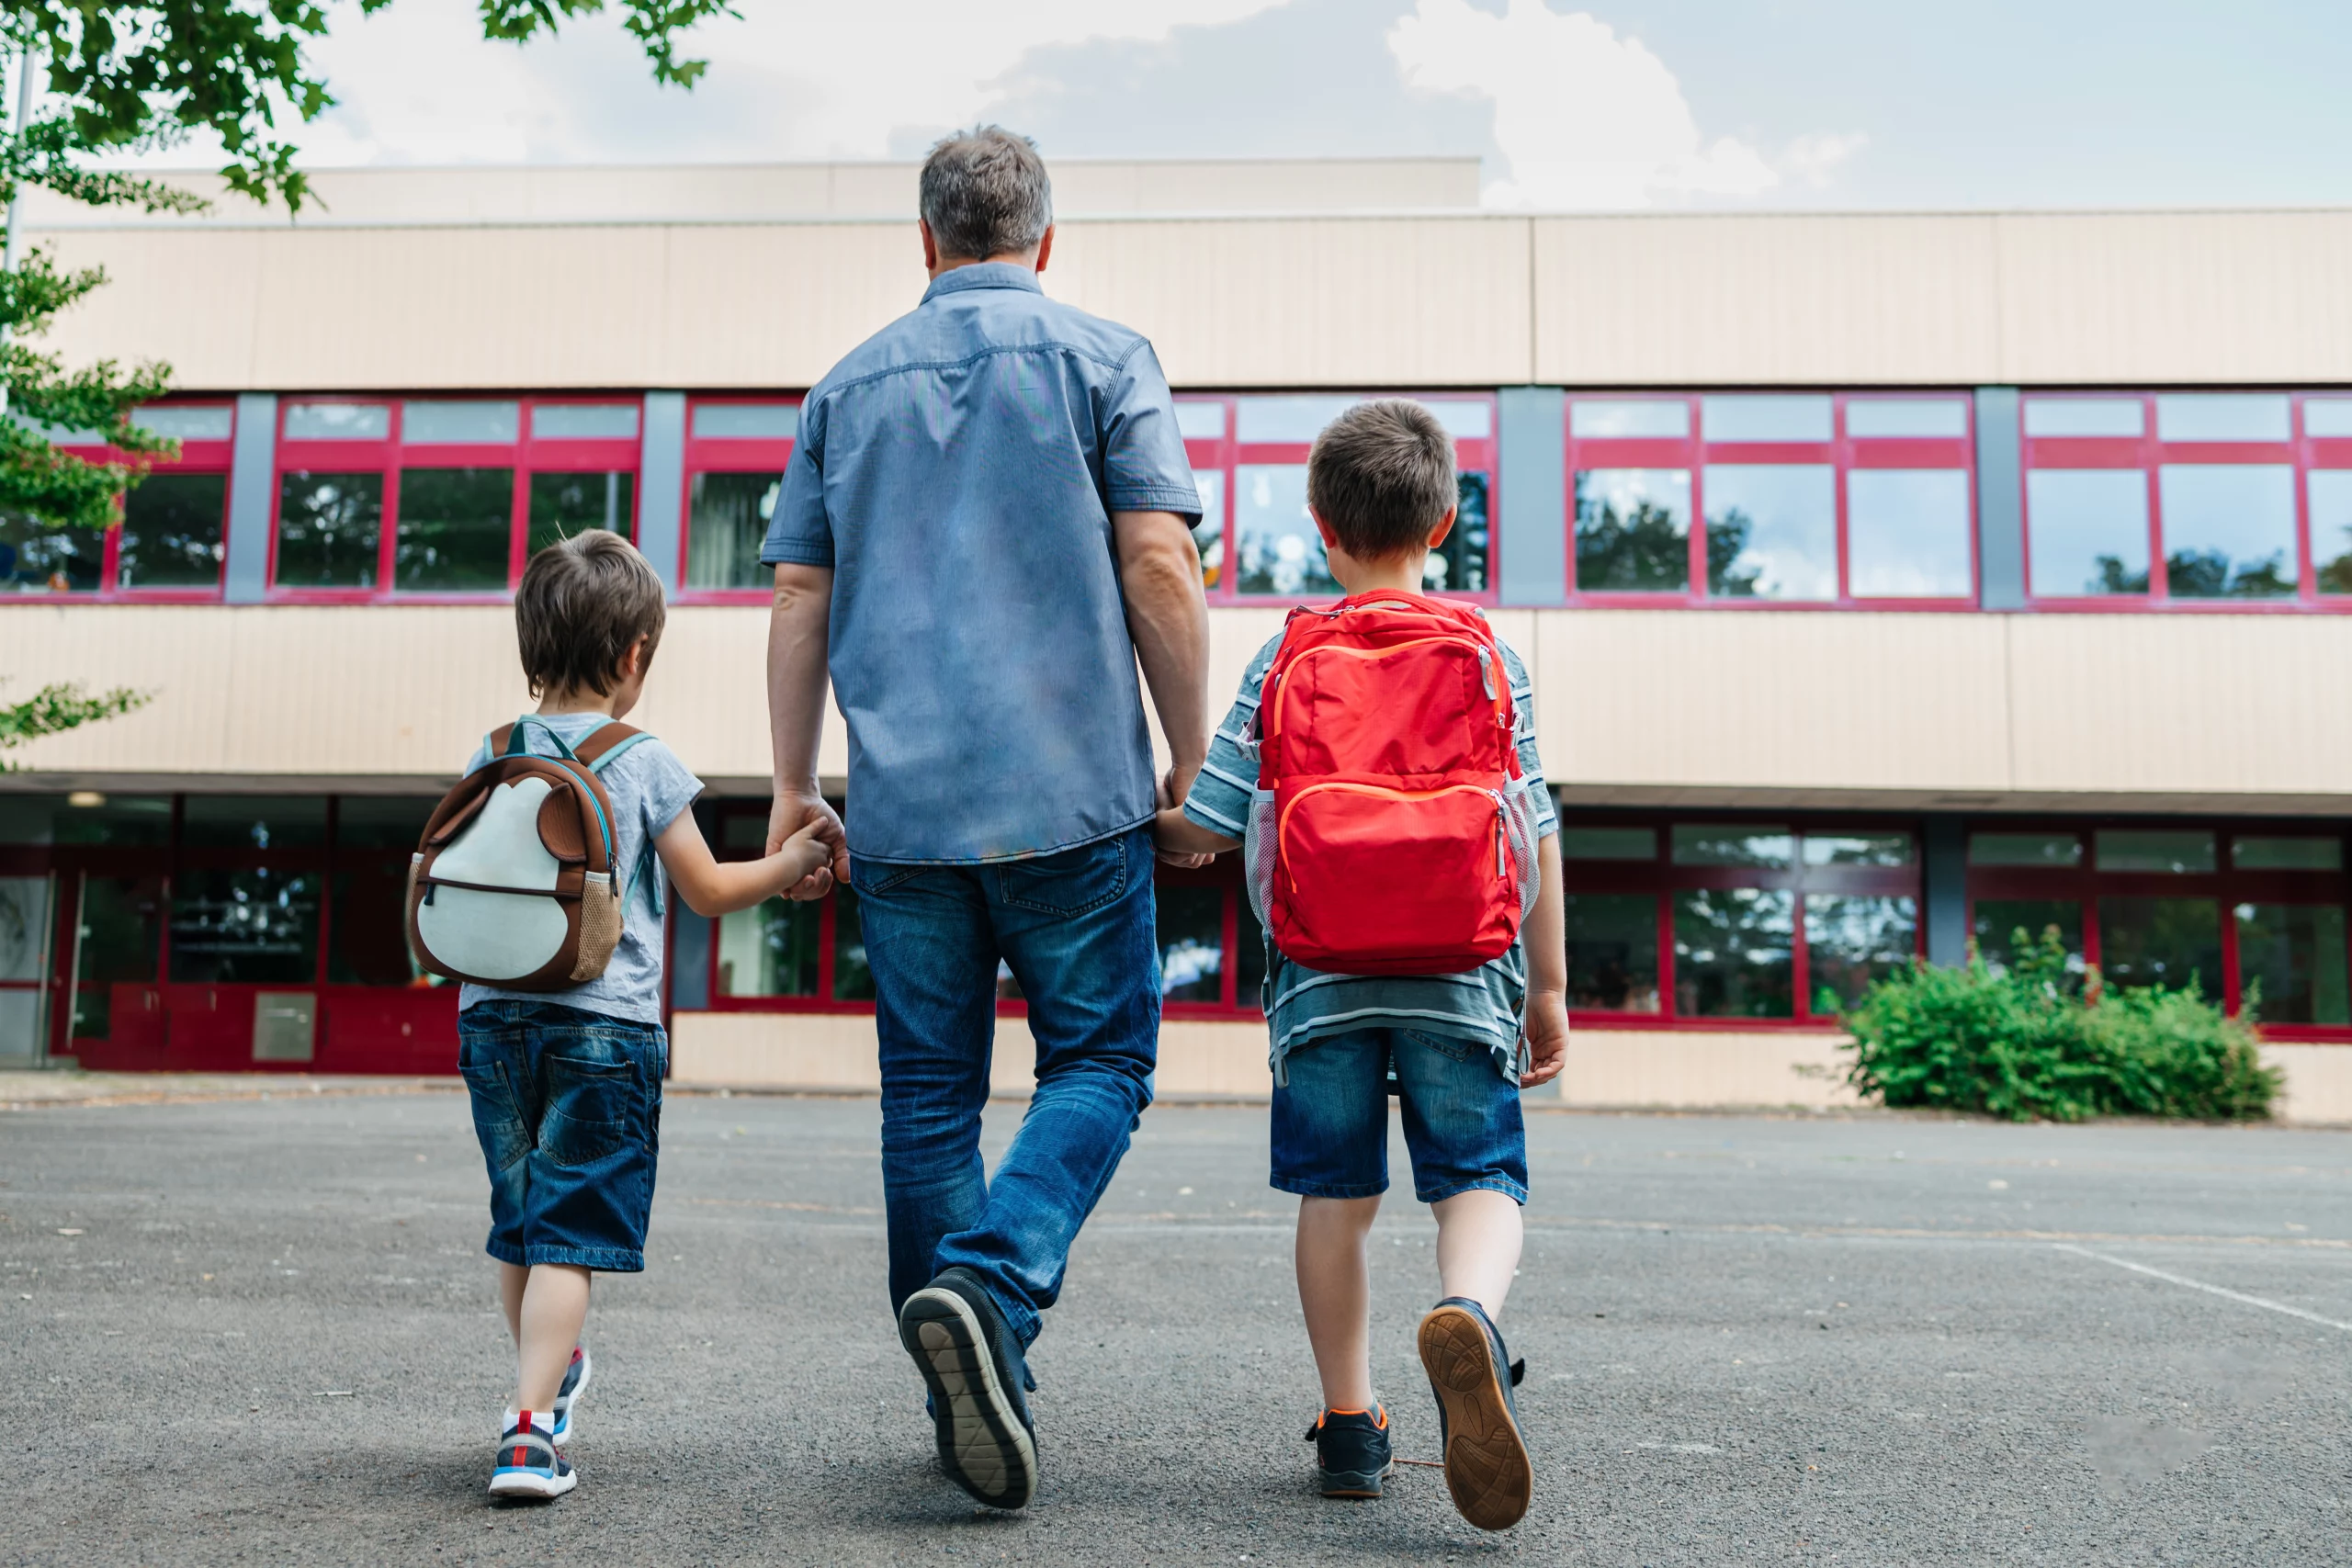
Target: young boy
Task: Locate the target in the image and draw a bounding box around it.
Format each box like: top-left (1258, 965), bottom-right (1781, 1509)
top-left (455, 532), bottom-right (837, 1501)
top-left (1154, 400), bottom-right (1567, 1532)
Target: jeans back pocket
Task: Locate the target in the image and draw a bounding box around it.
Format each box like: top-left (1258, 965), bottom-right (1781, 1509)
top-left (539, 1052), bottom-right (639, 1168)
top-left (993, 834), bottom-right (1131, 918)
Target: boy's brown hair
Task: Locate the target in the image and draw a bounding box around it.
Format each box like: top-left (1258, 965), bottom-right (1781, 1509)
top-left (1306, 400), bottom-right (1457, 562)
top-left (514, 532), bottom-right (666, 698)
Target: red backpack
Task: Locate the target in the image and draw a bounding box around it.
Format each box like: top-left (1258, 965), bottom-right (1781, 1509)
top-left (1246, 590), bottom-right (1544, 976)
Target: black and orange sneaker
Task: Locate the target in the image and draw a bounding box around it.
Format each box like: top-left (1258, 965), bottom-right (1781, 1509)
top-left (487, 1411), bottom-right (575, 1501)
top-left (1306, 1404), bottom-right (1394, 1498)
top-left (1418, 1298), bottom-right (1532, 1530)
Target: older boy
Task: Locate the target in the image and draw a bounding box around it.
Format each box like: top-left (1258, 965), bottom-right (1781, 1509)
top-left (1154, 400), bottom-right (1567, 1532)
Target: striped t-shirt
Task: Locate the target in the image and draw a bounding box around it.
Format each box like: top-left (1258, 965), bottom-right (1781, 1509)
top-left (1182, 628), bottom-right (1556, 1084)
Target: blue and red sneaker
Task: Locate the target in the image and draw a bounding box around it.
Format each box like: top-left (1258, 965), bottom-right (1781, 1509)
top-left (548, 1346), bottom-right (592, 1445)
top-left (488, 1411), bottom-right (575, 1500)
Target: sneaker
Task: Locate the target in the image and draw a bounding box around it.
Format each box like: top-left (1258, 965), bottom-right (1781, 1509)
top-left (1417, 1297), bottom-right (1532, 1530)
top-left (1305, 1405), bottom-right (1394, 1498)
top-left (898, 1266), bottom-right (1038, 1510)
top-left (487, 1412), bottom-right (576, 1501)
top-left (548, 1346), bottom-right (592, 1446)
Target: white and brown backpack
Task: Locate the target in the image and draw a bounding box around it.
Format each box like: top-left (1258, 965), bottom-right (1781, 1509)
top-left (406, 717), bottom-right (655, 989)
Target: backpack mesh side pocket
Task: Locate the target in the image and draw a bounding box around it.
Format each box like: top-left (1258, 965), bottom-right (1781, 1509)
top-left (1243, 788), bottom-right (1279, 928)
top-left (1502, 778), bottom-right (1544, 924)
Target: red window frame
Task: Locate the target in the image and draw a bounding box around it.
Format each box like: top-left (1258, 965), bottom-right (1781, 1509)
top-left (1185, 392), bottom-right (1502, 606)
top-left (2020, 391), bottom-right (2352, 612)
top-left (1563, 392), bottom-right (1978, 610)
top-left (26, 401), bottom-right (239, 603)
top-left (674, 395), bottom-right (802, 605)
top-left (267, 396), bottom-right (641, 603)
top-left (1559, 811), bottom-right (1926, 1032)
top-left (1965, 818), bottom-right (2352, 1040)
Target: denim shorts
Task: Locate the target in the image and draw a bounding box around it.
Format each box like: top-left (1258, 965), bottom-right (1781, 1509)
top-left (458, 999), bottom-right (666, 1272)
top-left (1269, 1026), bottom-right (1527, 1205)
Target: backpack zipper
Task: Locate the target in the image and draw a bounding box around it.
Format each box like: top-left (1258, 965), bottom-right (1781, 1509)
top-left (1276, 782), bottom-right (1510, 889)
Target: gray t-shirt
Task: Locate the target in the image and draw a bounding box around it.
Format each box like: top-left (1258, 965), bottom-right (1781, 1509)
top-left (456, 713), bottom-right (704, 1027)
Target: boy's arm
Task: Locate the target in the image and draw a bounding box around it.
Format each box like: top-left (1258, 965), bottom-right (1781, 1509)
top-left (1519, 833), bottom-right (1568, 1089)
top-left (1155, 806), bottom-right (1239, 859)
top-left (657, 813), bottom-right (833, 919)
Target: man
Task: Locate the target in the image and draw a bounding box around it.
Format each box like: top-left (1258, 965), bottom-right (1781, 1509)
top-left (759, 126), bottom-right (1211, 1512)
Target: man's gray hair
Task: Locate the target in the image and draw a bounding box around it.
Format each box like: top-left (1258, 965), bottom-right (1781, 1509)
top-left (920, 126), bottom-right (1054, 262)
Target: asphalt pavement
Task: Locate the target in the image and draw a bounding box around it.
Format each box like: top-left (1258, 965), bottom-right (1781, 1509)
top-left (5, 1089), bottom-right (2349, 1565)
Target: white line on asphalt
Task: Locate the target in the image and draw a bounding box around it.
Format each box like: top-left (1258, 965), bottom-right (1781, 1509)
top-left (2053, 1243), bottom-right (2352, 1333)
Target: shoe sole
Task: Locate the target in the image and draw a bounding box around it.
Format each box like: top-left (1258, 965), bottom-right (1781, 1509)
top-left (551, 1348), bottom-right (592, 1446)
top-left (1318, 1460), bottom-right (1395, 1499)
top-left (899, 1286), bottom-right (1037, 1511)
top-left (488, 1469), bottom-right (576, 1500)
top-left (1419, 1304), bottom-right (1533, 1531)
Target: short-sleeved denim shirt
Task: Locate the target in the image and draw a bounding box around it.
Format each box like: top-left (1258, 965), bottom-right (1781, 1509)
top-left (762, 263), bottom-right (1201, 864)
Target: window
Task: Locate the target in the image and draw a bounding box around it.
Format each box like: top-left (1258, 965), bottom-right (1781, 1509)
top-left (3, 403), bottom-right (235, 600)
top-left (1187, 393), bottom-right (1498, 604)
top-left (270, 399), bottom-right (640, 599)
top-left (1558, 814), bottom-right (1919, 1026)
top-left (1565, 394), bottom-right (1973, 606)
top-left (681, 400), bottom-right (798, 596)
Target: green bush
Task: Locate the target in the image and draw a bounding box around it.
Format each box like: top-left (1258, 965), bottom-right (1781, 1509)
top-left (1840, 926), bottom-right (2280, 1122)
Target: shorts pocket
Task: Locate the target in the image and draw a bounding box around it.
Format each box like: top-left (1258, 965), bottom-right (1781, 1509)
top-left (1399, 1028), bottom-right (1478, 1064)
top-left (994, 836), bottom-right (1129, 918)
top-left (459, 1059), bottom-right (531, 1173)
top-left (540, 1053), bottom-right (639, 1168)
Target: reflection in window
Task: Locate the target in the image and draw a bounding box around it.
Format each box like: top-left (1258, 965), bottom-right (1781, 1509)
top-left (2098, 897), bottom-right (2222, 994)
top-left (686, 472), bottom-right (781, 591)
top-left (1702, 395), bottom-right (1831, 443)
top-left (533, 404), bottom-right (639, 441)
top-left (1572, 400), bottom-right (1688, 439)
top-left (1575, 468), bottom-right (1689, 592)
top-left (1671, 825), bottom-right (1794, 868)
top-left (397, 468), bottom-right (514, 592)
top-left (54, 796), bottom-right (173, 847)
top-left (1238, 896), bottom-right (1268, 1006)
top-left (2024, 398), bottom-right (2143, 439)
top-left (335, 798), bottom-right (438, 851)
top-left (1847, 399), bottom-right (1968, 439)
top-left (1803, 833), bottom-right (1912, 867)
top-left (70, 874), bottom-right (164, 1040)
top-left (1561, 826), bottom-right (1655, 861)
top-left (2313, 472), bottom-right (2352, 595)
top-left (2095, 830), bottom-right (2215, 874)
top-left (1969, 832), bottom-right (2081, 868)
top-left (1702, 465), bottom-right (1835, 600)
top-left (327, 863), bottom-right (426, 985)
top-left (0, 876), bottom-right (45, 982)
top-left (1973, 899), bottom-right (2084, 977)
top-left (183, 795), bottom-right (327, 850)
top-left (1191, 469), bottom-right (1225, 591)
top-left (1673, 887), bottom-right (1794, 1017)
top-left (0, 511), bottom-right (103, 593)
top-left (1847, 469), bottom-right (1972, 598)
top-left (2026, 469), bottom-right (2148, 596)
top-left (1157, 885), bottom-right (1225, 1003)
top-left (692, 403), bottom-right (797, 440)
top-left (2309, 399), bottom-right (2352, 438)
top-left (168, 868), bottom-right (319, 985)
top-left (276, 472), bottom-right (384, 588)
top-left (2154, 394), bottom-right (2290, 444)
top-left (716, 898), bottom-right (819, 997)
top-left (1428, 473), bottom-right (1489, 594)
top-left (119, 473), bottom-right (227, 590)
top-left (2235, 903), bottom-right (2350, 1024)
top-left (285, 402), bottom-right (390, 441)
top-left (833, 888), bottom-right (876, 1001)
top-left (1235, 464), bottom-right (1336, 597)
top-left (1564, 893), bottom-right (1659, 1012)
top-left (2158, 465), bottom-right (2295, 598)
top-left (527, 471), bottom-right (635, 558)
top-left (2233, 836), bottom-right (2343, 872)
top-left (1806, 895), bottom-right (1917, 1012)
top-left (402, 400), bottom-right (520, 445)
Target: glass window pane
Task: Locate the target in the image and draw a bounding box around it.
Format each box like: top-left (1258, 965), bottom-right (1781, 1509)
top-left (1702, 395), bottom-right (1832, 443)
top-left (686, 472), bottom-right (782, 591)
top-left (1575, 468), bottom-right (1690, 593)
top-left (0, 876), bottom-right (50, 981)
top-left (1427, 472), bottom-right (1488, 595)
top-left (2313, 472), bottom-right (2352, 595)
top-left (2307, 399), bottom-right (2352, 439)
top-left (2157, 465), bottom-right (2295, 599)
top-left (118, 472), bottom-right (226, 590)
top-left (1803, 833), bottom-right (1913, 868)
top-left (183, 795), bottom-right (326, 850)
top-left (2235, 903), bottom-right (2350, 1025)
top-left (132, 405), bottom-right (233, 442)
top-left (1191, 469), bottom-right (1224, 591)
top-left (1673, 888), bottom-right (1794, 1017)
top-left (2097, 897), bottom-right (2222, 994)
top-left (402, 400), bottom-right (519, 445)
top-left (1425, 400), bottom-right (1492, 441)
top-left (1806, 894), bottom-right (1917, 1012)
top-left (1572, 400), bottom-right (1690, 439)
top-left (284, 403), bottom-right (390, 442)
top-left (70, 874), bottom-right (164, 1040)
top-left (1157, 885), bottom-right (1225, 1003)
top-left (168, 867), bottom-right (320, 985)
top-left (1565, 893), bottom-right (1659, 1012)
top-left (2233, 836), bottom-right (2344, 872)
top-left (2095, 830), bottom-right (2216, 874)
top-left (2024, 398), bottom-right (2144, 438)
top-left (275, 472), bottom-right (383, 588)
top-left (1847, 468), bottom-right (1972, 598)
top-left (326, 863), bottom-right (424, 986)
top-left (833, 886), bottom-right (875, 1001)
top-left (1969, 832), bottom-right (2082, 868)
top-left (1672, 825), bottom-right (1794, 868)
top-left (719, 815), bottom-right (767, 852)
top-left (526, 471), bottom-right (635, 558)
top-left (1846, 399), bottom-right (1968, 439)
top-left (532, 404), bottom-right (639, 441)
top-left (1238, 895), bottom-right (1268, 1008)
top-left (692, 403), bottom-right (797, 441)
top-left (335, 797), bottom-right (437, 851)
top-left (1235, 464), bottom-right (1337, 597)
top-left (2026, 469), bottom-right (2148, 596)
top-left (1175, 400), bottom-right (1227, 440)
top-left (0, 512), bottom-right (103, 593)
top-left (1973, 898), bottom-right (2085, 976)
top-left (2156, 394), bottom-right (2290, 444)
top-left (53, 795), bottom-right (173, 847)
top-left (396, 468), bottom-right (514, 592)
top-left (715, 898), bottom-right (818, 997)
top-left (1561, 826), bottom-right (1655, 861)
top-left (1702, 465), bottom-right (1836, 600)
top-left (1237, 396), bottom-right (1356, 444)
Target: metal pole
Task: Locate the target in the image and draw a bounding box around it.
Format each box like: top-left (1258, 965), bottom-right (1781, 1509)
top-left (0, 43), bottom-right (36, 417)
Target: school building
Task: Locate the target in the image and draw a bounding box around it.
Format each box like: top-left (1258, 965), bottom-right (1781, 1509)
top-left (6, 156), bottom-right (2352, 1120)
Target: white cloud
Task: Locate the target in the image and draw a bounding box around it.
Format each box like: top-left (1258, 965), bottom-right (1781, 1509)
top-left (1783, 130), bottom-right (1870, 188)
top-left (1387, 0), bottom-right (1859, 209)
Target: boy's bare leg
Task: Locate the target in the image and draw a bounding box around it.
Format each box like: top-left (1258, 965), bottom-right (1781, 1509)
top-left (498, 1261), bottom-right (529, 1344)
top-left (503, 1263), bottom-right (593, 1414)
top-left (1430, 1190), bottom-right (1522, 1316)
top-left (1295, 1194), bottom-right (1383, 1411)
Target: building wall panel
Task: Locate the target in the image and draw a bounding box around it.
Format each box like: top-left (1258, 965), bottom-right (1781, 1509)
top-left (656, 224), bottom-right (924, 388)
top-left (41, 228), bottom-right (268, 390)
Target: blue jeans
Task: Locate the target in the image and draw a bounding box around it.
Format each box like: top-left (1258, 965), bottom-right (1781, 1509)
top-left (851, 825), bottom-right (1159, 1359)
top-left (1270, 1026), bottom-right (1528, 1205)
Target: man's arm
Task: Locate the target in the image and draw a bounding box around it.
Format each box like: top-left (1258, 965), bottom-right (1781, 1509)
top-left (1112, 509), bottom-right (1211, 846)
top-left (765, 562), bottom-right (851, 896)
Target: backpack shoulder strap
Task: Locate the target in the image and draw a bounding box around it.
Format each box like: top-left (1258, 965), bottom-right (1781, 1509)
top-left (488, 724), bottom-right (516, 758)
top-left (574, 722), bottom-right (650, 773)
top-left (501, 715), bottom-right (582, 761)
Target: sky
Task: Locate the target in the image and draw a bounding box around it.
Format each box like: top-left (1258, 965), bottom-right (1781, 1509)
top-left (200, 0), bottom-right (2352, 210)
